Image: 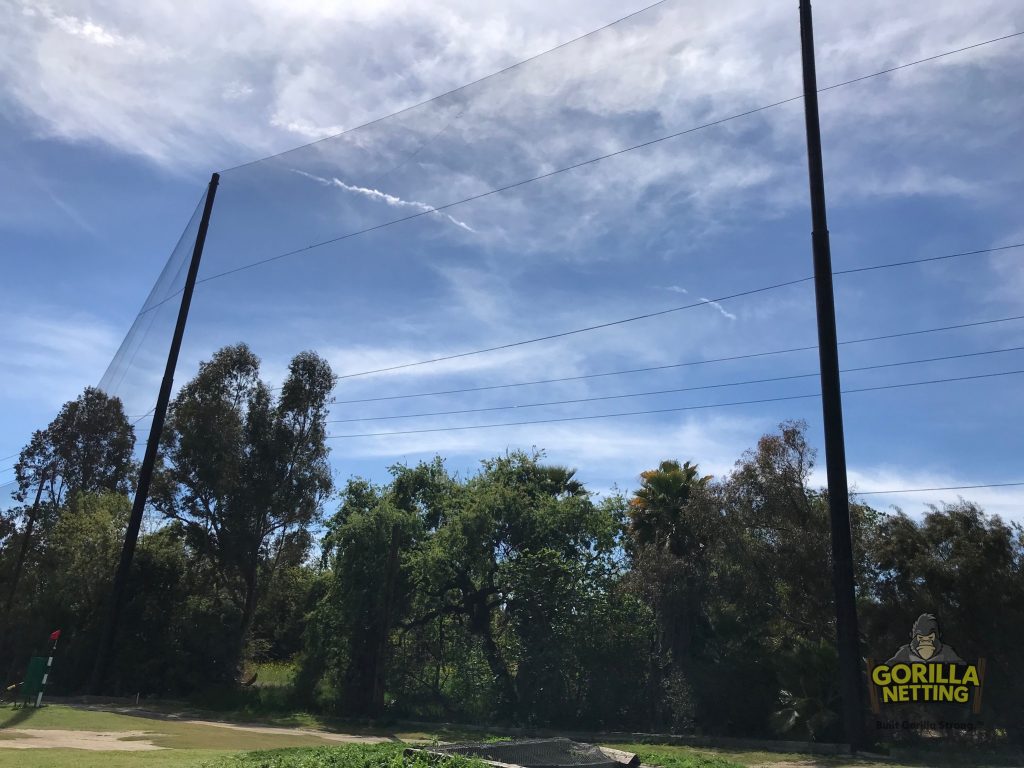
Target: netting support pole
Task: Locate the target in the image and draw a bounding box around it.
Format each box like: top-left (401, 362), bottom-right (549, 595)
top-left (797, 0), bottom-right (867, 752)
top-left (91, 172), bottom-right (220, 694)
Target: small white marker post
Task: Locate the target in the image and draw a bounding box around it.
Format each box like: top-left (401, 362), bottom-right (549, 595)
top-left (36, 630), bottom-right (60, 708)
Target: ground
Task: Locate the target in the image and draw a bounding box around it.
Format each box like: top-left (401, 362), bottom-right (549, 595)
top-left (0, 704), bottom-right (1020, 768)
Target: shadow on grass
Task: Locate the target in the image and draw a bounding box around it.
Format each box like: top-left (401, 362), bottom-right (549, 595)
top-left (0, 704), bottom-right (39, 730)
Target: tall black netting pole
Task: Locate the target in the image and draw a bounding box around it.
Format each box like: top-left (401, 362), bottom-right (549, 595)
top-left (797, 0), bottom-right (868, 751)
top-left (91, 172), bottom-right (220, 694)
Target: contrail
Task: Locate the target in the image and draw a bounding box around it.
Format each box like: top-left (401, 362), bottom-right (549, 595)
top-left (291, 169), bottom-right (476, 233)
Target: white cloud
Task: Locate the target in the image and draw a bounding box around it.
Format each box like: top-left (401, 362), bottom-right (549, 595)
top-left (0, 305), bottom-right (121, 407)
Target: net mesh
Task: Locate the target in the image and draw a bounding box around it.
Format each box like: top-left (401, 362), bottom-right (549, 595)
top-left (2, 0), bottom-right (1021, 512)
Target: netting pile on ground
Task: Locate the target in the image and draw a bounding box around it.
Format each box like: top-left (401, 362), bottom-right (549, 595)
top-left (416, 739), bottom-right (636, 768)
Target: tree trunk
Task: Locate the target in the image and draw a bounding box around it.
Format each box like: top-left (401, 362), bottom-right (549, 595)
top-left (469, 596), bottom-right (518, 720)
top-left (236, 563), bottom-right (259, 676)
top-left (371, 523), bottom-right (401, 717)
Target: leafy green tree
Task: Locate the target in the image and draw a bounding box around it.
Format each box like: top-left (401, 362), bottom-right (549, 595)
top-left (9, 491), bottom-right (129, 691)
top-left (326, 480), bottom-right (423, 716)
top-left (625, 459), bottom-right (723, 729)
top-left (2, 387), bottom-right (134, 645)
top-left (403, 452), bottom-right (616, 723)
top-left (13, 386), bottom-right (136, 508)
top-left (152, 344), bottom-right (334, 670)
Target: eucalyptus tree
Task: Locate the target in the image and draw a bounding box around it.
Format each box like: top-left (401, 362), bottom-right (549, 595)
top-left (152, 343), bottom-right (334, 666)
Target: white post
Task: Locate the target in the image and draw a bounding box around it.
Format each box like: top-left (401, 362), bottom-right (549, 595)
top-left (35, 636), bottom-right (57, 708)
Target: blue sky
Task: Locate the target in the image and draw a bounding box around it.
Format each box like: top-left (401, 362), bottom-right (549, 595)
top-left (1, 0), bottom-right (1022, 520)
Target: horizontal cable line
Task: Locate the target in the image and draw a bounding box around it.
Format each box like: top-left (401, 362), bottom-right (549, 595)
top-left (20, 308), bottom-right (1024, 472)
top-left (136, 32), bottom-right (1023, 317)
top-left (329, 243), bottom-right (1022, 380)
top-left (328, 346), bottom-right (1024, 422)
top-left (816, 31), bottom-right (1024, 94)
top-left (220, 0), bottom-right (672, 173)
top-left (833, 242), bottom-right (1024, 275)
top-left (326, 369), bottom-right (1024, 437)
top-left (856, 482), bottom-right (1024, 495)
top-left (333, 312), bottom-right (1024, 403)
top-left (101, 309), bottom-right (1024, 441)
top-left (338, 278), bottom-right (813, 378)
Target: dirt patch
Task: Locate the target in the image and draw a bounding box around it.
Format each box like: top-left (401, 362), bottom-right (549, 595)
top-left (0, 728), bottom-right (166, 750)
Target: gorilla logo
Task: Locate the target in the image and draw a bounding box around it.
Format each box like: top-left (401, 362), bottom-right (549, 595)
top-left (885, 613), bottom-right (964, 665)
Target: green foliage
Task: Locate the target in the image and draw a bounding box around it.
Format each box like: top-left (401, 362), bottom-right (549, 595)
top-left (768, 638), bottom-right (841, 741)
top-left (206, 744), bottom-right (481, 768)
top-left (152, 344), bottom-right (334, 675)
top-left (12, 386), bottom-right (136, 508)
top-left (5, 390), bottom-right (1022, 746)
top-left (629, 749), bottom-right (743, 768)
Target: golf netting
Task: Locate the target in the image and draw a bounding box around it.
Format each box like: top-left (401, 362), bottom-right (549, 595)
top-left (2, 0), bottom-right (1022, 506)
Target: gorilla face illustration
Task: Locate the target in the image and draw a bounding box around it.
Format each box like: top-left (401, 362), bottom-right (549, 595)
top-left (909, 613), bottom-right (942, 659)
top-left (883, 612), bottom-right (965, 667)
top-left (913, 630), bottom-right (938, 660)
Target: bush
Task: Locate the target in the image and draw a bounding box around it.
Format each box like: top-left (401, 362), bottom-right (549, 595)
top-left (206, 743), bottom-right (482, 768)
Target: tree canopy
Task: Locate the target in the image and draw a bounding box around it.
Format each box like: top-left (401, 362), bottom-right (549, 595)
top-left (3, 354), bottom-right (1022, 745)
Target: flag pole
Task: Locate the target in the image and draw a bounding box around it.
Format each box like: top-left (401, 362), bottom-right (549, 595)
top-left (36, 630), bottom-right (60, 708)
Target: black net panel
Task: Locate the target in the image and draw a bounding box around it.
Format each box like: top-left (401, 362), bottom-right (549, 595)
top-left (425, 738), bottom-right (629, 768)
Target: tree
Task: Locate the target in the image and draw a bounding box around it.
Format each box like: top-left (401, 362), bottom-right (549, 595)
top-left (13, 386), bottom-right (136, 508)
top-left (625, 459), bottom-right (720, 729)
top-left (403, 451), bottom-right (615, 724)
top-left (152, 344), bottom-right (334, 671)
top-left (3, 387), bottom-right (134, 640)
top-left (320, 477), bottom-right (423, 716)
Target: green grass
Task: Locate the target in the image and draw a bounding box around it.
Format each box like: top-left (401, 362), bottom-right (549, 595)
top-left (611, 740), bottom-right (1024, 768)
top-left (251, 662), bottom-right (297, 689)
top-left (613, 745), bottom-right (776, 768)
top-left (0, 748), bottom-right (225, 768)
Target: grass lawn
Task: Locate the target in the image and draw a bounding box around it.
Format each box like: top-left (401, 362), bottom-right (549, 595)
top-left (612, 741), bottom-right (1024, 768)
top-left (0, 747), bottom-right (225, 768)
top-left (3, 705), bottom-right (1021, 768)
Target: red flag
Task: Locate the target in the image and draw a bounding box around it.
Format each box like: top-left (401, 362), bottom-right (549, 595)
top-left (49, 629), bottom-right (61, 641)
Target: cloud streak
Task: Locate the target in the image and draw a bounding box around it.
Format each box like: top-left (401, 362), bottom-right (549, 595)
top-left (291, 169), bottom-right (476, 233)
top-left (698, 297), bottom-right (738, 321)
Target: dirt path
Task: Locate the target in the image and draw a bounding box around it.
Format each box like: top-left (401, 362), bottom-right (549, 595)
top-left (0, 702), bottom-right (396, 751)
top-left (0, 728), bottom-right (166, 750)
top-left (173, 718), bottom-right (389, 743)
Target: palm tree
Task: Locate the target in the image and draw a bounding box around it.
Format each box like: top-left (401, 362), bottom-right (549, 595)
top-left (628, 460), bottom-right (711, 555)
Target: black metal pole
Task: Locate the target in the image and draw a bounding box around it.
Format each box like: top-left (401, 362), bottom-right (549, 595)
top-left (91, 172), bottom-right (220, 693)
top-left (797, 0), bottom-right (867, 752)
